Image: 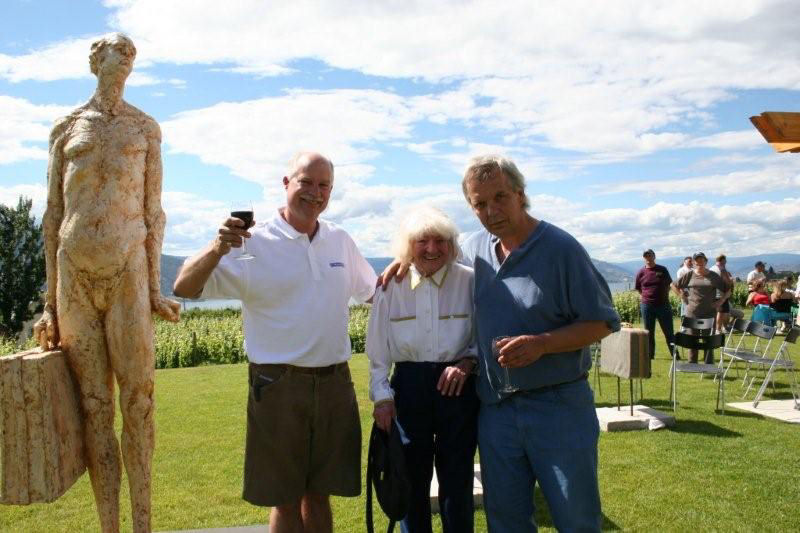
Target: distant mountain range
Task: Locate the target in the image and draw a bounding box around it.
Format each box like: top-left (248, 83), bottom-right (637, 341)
top-left (613, 253), bottom-right (800, 280)
top-left (161, 252), bottom-right (800, 295)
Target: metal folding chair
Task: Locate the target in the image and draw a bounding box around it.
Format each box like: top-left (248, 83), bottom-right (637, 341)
top-left (591, 342), bottom-right (602, 396)
top-left (751, 327), bottom-right (800, 409)
top-left (721, 322), bottom-right (777, 387)
top-left (669, 332), bottom-right (726, 413)
top-left (680, 316), bottom-right (715, 335)
top-left (718, 318), bottom-right (751, 377)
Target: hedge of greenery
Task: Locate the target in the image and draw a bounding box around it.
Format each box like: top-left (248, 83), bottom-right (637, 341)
top-left (612, 281), bottom-right (752, 324)
top-left (0, 283), bottom-right (757, 365)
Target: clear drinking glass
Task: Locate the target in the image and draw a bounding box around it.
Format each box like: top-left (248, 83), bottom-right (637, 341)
top-left (230, 202), bottom-right (255, 261)
top-left (492, 336), bottom-right (518, 394)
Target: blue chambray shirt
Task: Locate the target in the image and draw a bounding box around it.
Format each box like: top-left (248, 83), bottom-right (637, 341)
top-left (460, 221), bottom-right (621, 404)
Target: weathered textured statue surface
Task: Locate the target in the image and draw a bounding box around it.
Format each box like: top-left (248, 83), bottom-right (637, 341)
top-left (33, 33), bottom-right (180, 533)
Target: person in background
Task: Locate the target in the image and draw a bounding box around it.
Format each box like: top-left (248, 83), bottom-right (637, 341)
top-left (676, 257), bottom-right (693, 317)
top-left (367, 205), bottom-right (479, 533)
top-left (747, 261), bottom-right (767, 290)
top-left (634, 249), bottom-right (674, 359)
top-left (671, 252), bottom-right (730, 364)
top-left (710, 254), bottom-right (734, 334)
top-left (746, 279), bottom-right (770, 307)
top-left (770, 279), bottom-right (796, 333)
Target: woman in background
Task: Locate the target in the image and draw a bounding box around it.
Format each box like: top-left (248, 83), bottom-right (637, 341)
top-left (671, 252), bottom-right (730, 363)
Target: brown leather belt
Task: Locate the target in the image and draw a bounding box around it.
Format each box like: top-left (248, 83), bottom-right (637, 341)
top-left (249, 362), bottom-right (347, 376)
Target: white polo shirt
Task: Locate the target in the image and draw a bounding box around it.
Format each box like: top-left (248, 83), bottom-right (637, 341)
top-left (747, 270), bottom-right (766, 284)
top-left (201, 210), bottom-right (377, 366)
top-left (366, 262), bottom-right (476, 403)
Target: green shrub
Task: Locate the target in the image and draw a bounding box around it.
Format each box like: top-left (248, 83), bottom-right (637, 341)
top-left (0, 334), bottom-right (37, 356)
top-left (153, 309), bottom-right (245, 369)
top-left (151, 306), bottom-right (372, 369)
top-left (730, 281), bottom-right (749, 308)
top-left (348, 304), bottom-right (370, 354)
top-left (611, 290), bottom-right (681, 324)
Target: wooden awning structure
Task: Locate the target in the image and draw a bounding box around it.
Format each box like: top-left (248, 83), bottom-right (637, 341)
top-left (750, 112), bottom-right (800, 153)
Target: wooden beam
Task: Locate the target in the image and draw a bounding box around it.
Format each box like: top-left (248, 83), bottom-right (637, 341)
top-left (750, 112), bottom-right (800, 153)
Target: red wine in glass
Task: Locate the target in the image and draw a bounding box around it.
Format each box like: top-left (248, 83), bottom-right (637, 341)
top-left (230, 204), bottom-right (255, 260)
top-left (230, 210), bottom-right (254, 228)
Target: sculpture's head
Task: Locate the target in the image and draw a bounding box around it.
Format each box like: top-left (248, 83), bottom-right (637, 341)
top-left (89, 33), bottom-right (136, 82)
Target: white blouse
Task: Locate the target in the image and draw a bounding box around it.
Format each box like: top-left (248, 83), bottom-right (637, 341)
top-left (366, 262), bottom-right (476, 403)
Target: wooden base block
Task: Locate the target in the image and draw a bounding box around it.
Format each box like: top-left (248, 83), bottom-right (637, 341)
top-left (1, 349), bottom-right (85, 504)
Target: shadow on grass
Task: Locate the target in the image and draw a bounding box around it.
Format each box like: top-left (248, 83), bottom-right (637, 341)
top-left (668, 419), bottom-right (743, 437)
top-left (532, 484), bottom-right (621, 531)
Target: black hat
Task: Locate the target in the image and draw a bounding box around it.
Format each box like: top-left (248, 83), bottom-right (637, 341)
top-left (692, 252), bottom-right (707, 261)
top-left (366, 421), bottom-right (411, 533)
top-left (642, 249), bottom-right (655, 257)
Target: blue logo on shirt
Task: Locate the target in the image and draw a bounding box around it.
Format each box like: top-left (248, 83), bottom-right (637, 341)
top-left (329, 262), bottom-right (345, 268)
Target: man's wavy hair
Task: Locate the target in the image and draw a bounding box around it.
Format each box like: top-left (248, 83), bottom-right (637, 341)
top-left (461, 154), bottom-right (530, 209)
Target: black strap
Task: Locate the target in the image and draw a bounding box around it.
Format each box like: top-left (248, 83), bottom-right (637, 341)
top-left (366, 427), bottom-right (375, 533)
top-left (366, 425), bottom-right (397, 533)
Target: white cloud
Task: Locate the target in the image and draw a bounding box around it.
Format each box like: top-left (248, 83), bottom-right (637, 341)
top-left (102, 0), bottom-right (800, 159)
top-left (0, 96), bottom-right (74, 165)
top-left (0, 184), bottom-right (47, 217)
top-left (0, 37), bottom-right (96, 82)
top-left (688, 130), bottom-right (763, 151)
top-left (5, 2), bottom-right (800, 161)
top-left (566, 198), bottom-right (800, 260)
top-left (161, 89), bottom-right (423, 186)
top-left (596, 157), bottom-right (800, 196)
top-left (161, 191), bottom-right (229, 255)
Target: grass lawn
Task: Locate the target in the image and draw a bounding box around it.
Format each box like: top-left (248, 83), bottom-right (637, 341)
top-left (3, 318), bottom-right (800, 532)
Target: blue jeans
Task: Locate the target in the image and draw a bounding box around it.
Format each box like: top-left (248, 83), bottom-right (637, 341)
top-left (478, 378), bottom-right (601, 533)
top-left (392, 362), bottom-right (479, 533)
top-left (639, 302), bottom-right (675, 359)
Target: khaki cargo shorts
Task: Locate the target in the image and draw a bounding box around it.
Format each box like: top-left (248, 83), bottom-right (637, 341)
top-left (243, 361), bottom-right (361, 506)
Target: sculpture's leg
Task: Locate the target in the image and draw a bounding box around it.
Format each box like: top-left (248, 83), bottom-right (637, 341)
top-left (57, 258), bottom-right (121, 533)
top-left (106, 249), bottom-right (155, 533)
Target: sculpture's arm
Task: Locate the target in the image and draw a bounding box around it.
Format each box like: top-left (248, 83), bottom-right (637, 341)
top-left (143, 121), bottom-right (179, 322)
top-left (34, 118), bottom-right (68, 349)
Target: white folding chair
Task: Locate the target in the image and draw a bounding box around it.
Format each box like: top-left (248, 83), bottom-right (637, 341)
top-left (719, 318), bottom-right (751, 369)
top-left (721, 322), bottom-right (777, 388)
top-left (751, 327), bottom-right (800, 409)
top-left (669, 332), bottom-right (726, 414)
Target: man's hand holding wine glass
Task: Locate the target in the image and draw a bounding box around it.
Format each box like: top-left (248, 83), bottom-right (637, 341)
top-left (214, 215), bottom-right (255, 257)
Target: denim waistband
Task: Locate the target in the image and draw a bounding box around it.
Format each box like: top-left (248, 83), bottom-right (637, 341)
top-left (520, 373), bottom-right (589, 394)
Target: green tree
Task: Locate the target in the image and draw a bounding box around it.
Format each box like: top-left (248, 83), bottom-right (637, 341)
top-left (0, 197), bottom-right (45, 336)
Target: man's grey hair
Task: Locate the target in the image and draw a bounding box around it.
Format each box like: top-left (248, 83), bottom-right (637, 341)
top-left (89, 33), bottom-right (136, 76)
top-left (461, 154), bottom-right (530, 210)
top-left (391, 205), bottom-right (462, 265)
top-left (287, 152), bottom-right (335, 180)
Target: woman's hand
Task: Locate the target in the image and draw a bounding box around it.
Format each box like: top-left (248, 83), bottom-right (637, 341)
top-left (372, 400), bottom-right (396, 432)
top-left (437, 360), bottom-right (474, 396)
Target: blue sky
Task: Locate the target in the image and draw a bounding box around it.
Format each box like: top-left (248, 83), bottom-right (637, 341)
top-left (1, 0), bottom-right (799, 260)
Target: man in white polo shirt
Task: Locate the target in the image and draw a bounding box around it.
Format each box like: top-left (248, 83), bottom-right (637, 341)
top-left (174, 152), bottom-right (376, 532)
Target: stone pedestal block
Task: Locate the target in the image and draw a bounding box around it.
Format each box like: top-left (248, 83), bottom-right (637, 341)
top-left (1, 349), bottom-right (85, 504)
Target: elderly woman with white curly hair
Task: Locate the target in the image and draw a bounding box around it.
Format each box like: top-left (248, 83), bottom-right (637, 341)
top-left (367, 205), bottom-right (479, 533)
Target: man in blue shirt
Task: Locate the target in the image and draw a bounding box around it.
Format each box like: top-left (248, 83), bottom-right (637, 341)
top-left (460, 155), bottom-right (620, 533)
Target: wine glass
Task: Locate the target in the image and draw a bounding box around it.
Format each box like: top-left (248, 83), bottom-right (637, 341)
top-left (230, 202), bottom-right (255, 261)
top-left (492, 336), bottom-right (518, 394)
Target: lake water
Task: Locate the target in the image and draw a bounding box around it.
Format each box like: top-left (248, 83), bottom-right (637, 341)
top-left (181, 279), bottom-right (635, 310)
top-left (608, 281), bottom-right (634, 294)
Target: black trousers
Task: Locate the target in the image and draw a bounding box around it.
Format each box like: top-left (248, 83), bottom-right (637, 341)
top-left (391, 361), bottom-right (479, 533)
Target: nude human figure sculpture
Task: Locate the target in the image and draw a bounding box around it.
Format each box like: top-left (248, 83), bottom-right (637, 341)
top-left (33, 33), bottom-right (180, 533)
